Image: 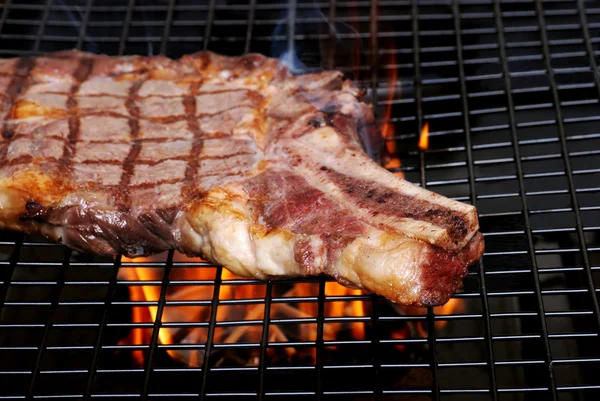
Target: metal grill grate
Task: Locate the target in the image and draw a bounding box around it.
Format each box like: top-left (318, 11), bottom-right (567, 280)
top-left (1, 0), bottom-right (600, 400)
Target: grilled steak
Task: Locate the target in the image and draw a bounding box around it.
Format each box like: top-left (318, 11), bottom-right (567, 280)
top-left (0, 50), bottom-right (483, 306)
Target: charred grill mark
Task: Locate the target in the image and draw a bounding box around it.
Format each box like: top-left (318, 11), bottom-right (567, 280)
top-left (196, 170), bottom-right (244, 179)
top-left (197, 88), bottom-right (255, 95)
top-left (4, 155), bottom-right (34, 166)
top-left (130, 178), bottom-right (184, 190)
top-left (60, 57), bottom-right (95, 168)
top-left (0, 57), bottom-right (36, 163)
top-left (182, 81), bottom-right (204, 200)
top-left (79, 159), bottom-right (134, 165)
top-left (118, 80), bottom-right (145, 202)
top-left (198, 151), bottom-right (254, 161)
top-left (323, 167), bottom-right (470, 243)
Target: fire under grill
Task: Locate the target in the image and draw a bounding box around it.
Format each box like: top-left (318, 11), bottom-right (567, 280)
top-left (1, 0), bottom-right (600, 400)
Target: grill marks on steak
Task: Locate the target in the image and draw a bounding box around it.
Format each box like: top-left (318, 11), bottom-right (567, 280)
top-left (322, 167), bottom-right (470, 242)
top-left (0, 52), bottom-right (266, 208)
top-left (0, 50), bottom-right (484, 306)
top-left (0, 58), bottom-right (36, 160)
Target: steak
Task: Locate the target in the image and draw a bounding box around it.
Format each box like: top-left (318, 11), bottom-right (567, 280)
top-left (0, 50), bottom-right (484, 306)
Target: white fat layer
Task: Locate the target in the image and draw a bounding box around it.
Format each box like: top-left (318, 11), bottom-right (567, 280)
top-left (337, 230), bottom-right (424, 304)
top-left (309, 236), bottom-right (323, 269)
top-left (183, 196), bottom-right (257, 278)
top-left (254, 234), bottom-right (302, 276)
top-left (183, 189), bottom-right (305, 279)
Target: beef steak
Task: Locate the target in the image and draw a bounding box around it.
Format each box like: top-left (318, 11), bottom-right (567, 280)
top-left (0, 50), bottom-right (484, 306)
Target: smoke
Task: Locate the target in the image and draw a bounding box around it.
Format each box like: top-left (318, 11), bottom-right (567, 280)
top-left (269, 0), bottom-right (365, 76)
top-left (51, 0), bottom-right (99, 53)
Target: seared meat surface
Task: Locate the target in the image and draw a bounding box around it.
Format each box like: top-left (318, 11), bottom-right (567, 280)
top-left (0, 50), bottom-right (483, 306)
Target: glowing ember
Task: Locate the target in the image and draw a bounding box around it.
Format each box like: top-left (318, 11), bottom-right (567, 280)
top-left (418, 122), bottom-right (429, 151)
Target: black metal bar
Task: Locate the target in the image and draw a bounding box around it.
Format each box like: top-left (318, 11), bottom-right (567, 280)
top-left (244, 0), bottom-right (257, 54)
top-left (425, 310), bottom-right (440, 400)
top-left (369, 0), bottom-right (379, 108)
top-left (82, 255), bottom-right (122, 401)
top-left (315, 279), bottom-right (326, 401)
top-left (31, 0), bottom-right (51, 52)
top-left (159, 0), bottom-right (176, 56)
top-left (198, 265), bottom-right (223, 401)
top-left (118, 0), bottom-right (135, 55)
top-left (0, 234), bottom-right (23, 309)
top-left (368, 2), bottom-right (382, 400)
top-left (203, 0), bottom-right (216, 51)
top-left (0, 0), bottom-right (12, 39)
top-left (25, 248), bottom-right (71, 401)
top-left (140, 250), bottom-right (174, 401)
top-left (75, 0), bottom-right (93, 50)
top-left (370, 293), bottom-right (382, 401)
top-left (326, 0), bottom-right (336, 70)
top-left (412, 2), bottom-right (440, 399)
top-left (577, 1), bottom-right (600, 94)
top-left (257, 281), bottom-right (272, 401)
top-left (495, 1), bottom-right (557, 399)
top-left (451, 2), bottom-right (499, 399)
top-left (535, 0), bottom-right (600, 332)
top-left (574, 0), bottom-right (600, 334)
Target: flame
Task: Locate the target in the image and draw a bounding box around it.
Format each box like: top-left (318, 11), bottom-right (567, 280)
top-left (118, 256), bottom-right (172, 365)
top-left (118, 254), bottom-right (217, 366)
top-left (380, 41), bottom-right (403, 180)
top-left (120, 254), bottom-right (465, 366)
top-left (119, 255), bottom-right (373, 366)
top-left (433, 297), bottom-right (464, 331)
top-left (418, 122), bottom-right (429, 151)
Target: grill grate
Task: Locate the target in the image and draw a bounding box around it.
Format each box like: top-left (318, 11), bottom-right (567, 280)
top-left (1, 0), bottom-right (600, 400)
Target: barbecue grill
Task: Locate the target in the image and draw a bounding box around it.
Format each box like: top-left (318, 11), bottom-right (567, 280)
top-left (1, 0), bottom-right (599, 400)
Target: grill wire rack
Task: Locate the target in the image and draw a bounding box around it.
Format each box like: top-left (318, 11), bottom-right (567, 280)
top-left (1, 0), bottom-right (600, 400)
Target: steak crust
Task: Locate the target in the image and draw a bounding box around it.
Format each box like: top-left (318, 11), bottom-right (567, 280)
top-left (0, 50), bottom-right (484, 306)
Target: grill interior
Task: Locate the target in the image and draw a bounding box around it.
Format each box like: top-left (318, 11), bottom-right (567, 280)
top-left (1, 0), bottom-right (600, 400)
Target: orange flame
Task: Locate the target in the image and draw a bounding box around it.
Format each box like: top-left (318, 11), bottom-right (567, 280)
top-left (120, 257), bottom-right (464, 365)
top-left (118, 256), bottom-right (172, 365)
top-left (418, 122), bottom-right (429, 151)
top-left (433, 298), bottom-right (464, 331)
top-left (119, 255), bottom-right (375, 366)
top-left (381, 43), bottom-right (403, 179)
